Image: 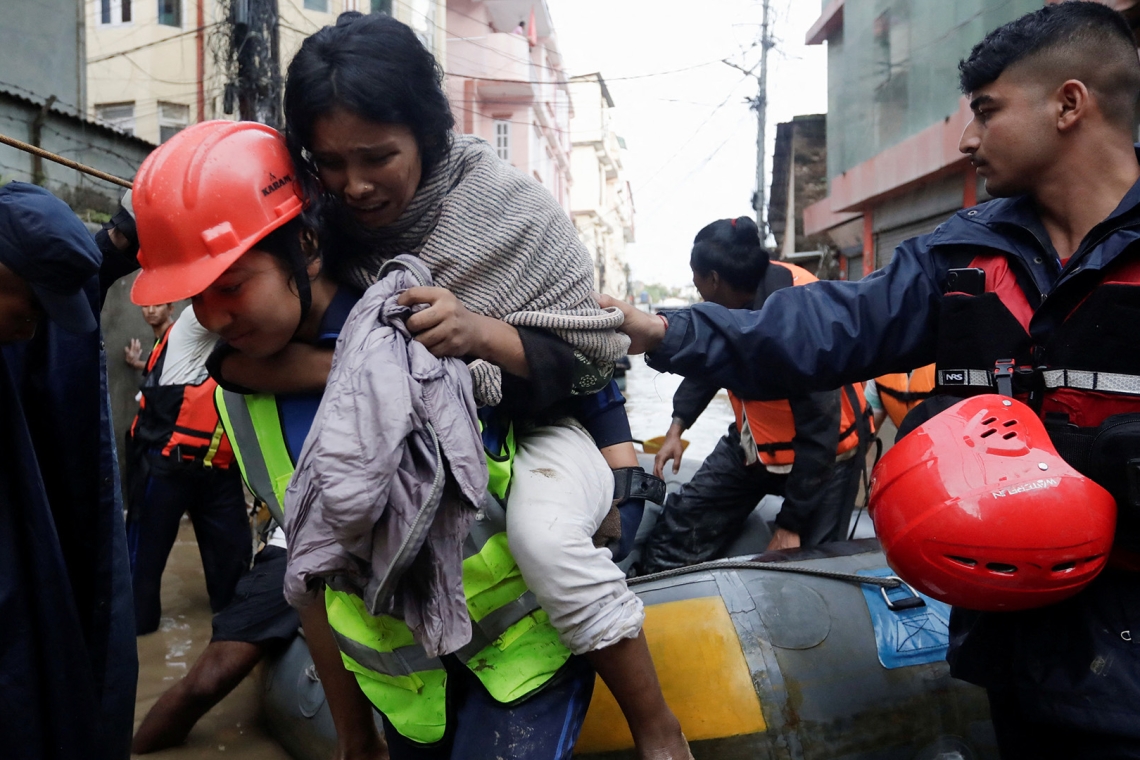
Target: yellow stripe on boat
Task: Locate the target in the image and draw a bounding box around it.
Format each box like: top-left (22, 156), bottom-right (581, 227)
top-left (574, 596), bottom-right (765, 753)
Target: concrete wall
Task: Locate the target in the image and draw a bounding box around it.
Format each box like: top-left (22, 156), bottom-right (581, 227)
top-left (0, 0), bottom-right (84, 112)
top-left (0, 93), bottom-right (151, 214)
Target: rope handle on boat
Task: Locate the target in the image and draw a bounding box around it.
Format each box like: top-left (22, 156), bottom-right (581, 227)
top-left (627, 559), bottom-right (904, 589)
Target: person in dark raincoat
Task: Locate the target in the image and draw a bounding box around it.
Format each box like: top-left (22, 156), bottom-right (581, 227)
top-left (0, 182), bottom-right (139, 759)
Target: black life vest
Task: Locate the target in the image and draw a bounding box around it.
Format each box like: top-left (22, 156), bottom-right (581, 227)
top-left (933, 251), bottom-right (1140, 554)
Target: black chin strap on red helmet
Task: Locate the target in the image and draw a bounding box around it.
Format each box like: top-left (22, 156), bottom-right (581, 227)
top-left (292, 249), bottom-right (313, 331)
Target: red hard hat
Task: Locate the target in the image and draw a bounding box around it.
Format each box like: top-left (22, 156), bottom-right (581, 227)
top-left (868, 395), bottom-right (1115, 611)
top-left (130, 120), bottom-right (303, 306)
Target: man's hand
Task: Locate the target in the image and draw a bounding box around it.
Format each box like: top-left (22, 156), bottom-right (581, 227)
top-left (400, 286), bottom-right (486, 358)
top-left (594, 294), bottom-right (667, 355)
top-left (653, 423), bottom-right (687, 478)
top-left (124, 338), bottom-right (145, 370)
top-left (766, 528), bottom-right (801, 552)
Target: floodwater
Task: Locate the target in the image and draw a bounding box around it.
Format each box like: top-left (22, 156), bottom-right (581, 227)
top-left (622, 358), bottom-right (736, 460)
top-left (129, 362), bottom-right (768, 758)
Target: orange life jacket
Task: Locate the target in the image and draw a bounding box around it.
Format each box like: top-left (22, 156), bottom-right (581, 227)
top-left (874, 365), bottom-right (935, 428)
top-left (728, 262), bottom-right (872, 468)
top-left (128, 325), bottom-right (233, 469)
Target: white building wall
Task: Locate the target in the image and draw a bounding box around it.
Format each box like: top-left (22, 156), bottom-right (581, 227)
top-left (87, 0), bottom-right (445, 145)
top-left (569, 74), bottom-right (633, 300)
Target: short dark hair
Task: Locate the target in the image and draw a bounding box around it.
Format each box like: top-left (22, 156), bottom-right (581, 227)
top-left (959, 2), bottom-right (1140, 130)
top-left (283, 12), bottom-right (455, 198)
top-left (690, 216), bottom-right (769, 294)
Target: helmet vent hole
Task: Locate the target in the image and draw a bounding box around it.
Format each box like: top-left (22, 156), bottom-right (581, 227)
top-left (986, 562), bottom-right (1018, 574)
top-left (980, 429), bottom-right (997, 438)
top-left (947, 555), bottom-right (978, 567)
top-left (982, 417), bottom-right (998, 425)
top-left (1003, 420), bottom-right (1017, 427)
top-left (1052, 561), bottom-right (1077, 572)
top-left (1002, 432), bottom-right (1018, 440)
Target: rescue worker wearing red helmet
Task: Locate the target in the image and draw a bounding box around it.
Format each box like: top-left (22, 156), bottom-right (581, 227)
top-left (128, 121), bottom-right (388, 758)
top-left (602, 4), bottom-right (1140, 759)
top-left (127, 120), bottom-right (647, 760)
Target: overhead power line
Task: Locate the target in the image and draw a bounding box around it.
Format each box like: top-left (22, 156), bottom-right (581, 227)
top-left (87, 24), bottom-right (221, 63)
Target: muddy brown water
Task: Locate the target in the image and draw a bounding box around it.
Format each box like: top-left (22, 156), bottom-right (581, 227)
top-left (132, 518), bottom-right (290, 760)
top-left (132, 360), bottom-right (738, 758)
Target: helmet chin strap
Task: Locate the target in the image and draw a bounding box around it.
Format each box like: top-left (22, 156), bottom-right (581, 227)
top-left (293, 251), bottom-right (313, 332)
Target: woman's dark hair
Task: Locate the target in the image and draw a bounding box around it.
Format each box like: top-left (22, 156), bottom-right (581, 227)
top-left (690, 216), bottom-right (769, 294)
top-left (283, 12), bottom-right (455, 199)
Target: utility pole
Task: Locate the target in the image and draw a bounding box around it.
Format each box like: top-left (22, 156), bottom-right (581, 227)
top-left (723, 0), bottom-right (774, 247)
top-left (224, 0), bottom-right (283, 127)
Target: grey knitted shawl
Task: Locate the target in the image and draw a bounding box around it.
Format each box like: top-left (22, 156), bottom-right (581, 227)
top-left (334, 133), bottom-right (629, 405)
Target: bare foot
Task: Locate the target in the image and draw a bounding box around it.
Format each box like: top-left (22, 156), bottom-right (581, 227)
top-left (637, 732), bottom-right (694, 760)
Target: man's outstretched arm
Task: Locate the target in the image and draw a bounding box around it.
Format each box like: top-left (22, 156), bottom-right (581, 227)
top-left (603, 238), bottom-right (945, 400)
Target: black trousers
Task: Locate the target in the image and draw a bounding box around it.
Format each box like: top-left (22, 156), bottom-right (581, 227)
top-left (989, 688), bottom-right (1140, 759)
top-left (640, 426), bottom-right (863, 573)
top-left (127, 454), bottom-right (250, 635)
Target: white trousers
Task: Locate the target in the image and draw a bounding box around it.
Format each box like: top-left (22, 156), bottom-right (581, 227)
top-left (506, 422), bottom-right (645, 655)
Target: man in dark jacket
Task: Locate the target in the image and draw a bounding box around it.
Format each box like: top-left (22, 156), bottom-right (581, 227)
top-left (602, 4), bottom-right (1140, 758)
top-left (0, 182), bottom-right (139, 759)
top-left (643, 216), bottom-right (866, 572)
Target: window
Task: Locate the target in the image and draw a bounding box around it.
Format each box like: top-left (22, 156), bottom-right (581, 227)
top-left (96, 102), bottom-right (136, 135)
top-left (99, 0), bottom-right (132, 25)
top-left (371, 0), bottom-right (392, 13)
top-left (157, 0), bottom-right (180, 26)
top-left (303, 0), bottom-right (329, 11)
top-left (158, 102), bottom-right (190, 143)
top-left (494, 120), bottom-right (511, 162)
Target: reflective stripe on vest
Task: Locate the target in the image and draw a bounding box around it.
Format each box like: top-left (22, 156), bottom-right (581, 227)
top-left (215, 388), bottom-right (570, 745)
top-left (1044, 369), bottom-right (1140, 396)
top-left (214, 389), bottom-right (289, 528)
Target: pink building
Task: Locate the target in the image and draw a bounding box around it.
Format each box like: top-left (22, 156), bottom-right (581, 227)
top-left (446, 0), bottom-right (573, 212)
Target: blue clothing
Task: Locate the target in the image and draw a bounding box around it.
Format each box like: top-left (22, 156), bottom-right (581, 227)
top-left (379, 654), bottom-right (595, 760)
top-left (0, 209), bottom-right (137, 757)
top-left (645, 167), bottom-right (1140, 738)
top-left (129, 458), bottom-right (249, 633)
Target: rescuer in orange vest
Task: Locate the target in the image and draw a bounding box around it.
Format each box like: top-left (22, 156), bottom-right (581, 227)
top-left (867, 364), bottom-right (936, 430)
top-left (124, 298), bottom-right (251, 636)
top-left (641, 217), bottom-right (871, 572)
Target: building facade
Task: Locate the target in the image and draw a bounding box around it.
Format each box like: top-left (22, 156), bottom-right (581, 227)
top-left (802, 0), bottom-right (1140, 280)
top-left (445, 0), bottom-right (573, 212)
top-left (768, 113), bottom-right (833, 276)
top-left (568, 73), bottom-right (634, 300)
top-left (0, 0), bottom-right (151, 212)
top-left (86, 0), bottom-right (446, 145)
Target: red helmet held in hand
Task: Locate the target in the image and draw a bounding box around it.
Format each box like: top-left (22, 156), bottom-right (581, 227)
top-left (868, 395), bottom-right (1115, 611)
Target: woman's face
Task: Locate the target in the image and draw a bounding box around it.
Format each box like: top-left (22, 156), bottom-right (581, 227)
top-left (309, 108), bottom-right (422, 229)
top-left (192, 249), bottom-right (301, 359)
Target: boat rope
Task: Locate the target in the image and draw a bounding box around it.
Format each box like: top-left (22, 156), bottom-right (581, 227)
top-left (0, 132), bottom-right (133, 189)
top-left (628, 558), bottom-right (903, 589)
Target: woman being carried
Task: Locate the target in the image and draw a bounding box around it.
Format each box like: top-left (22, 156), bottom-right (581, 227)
top-left (209, 12), bottom-right (689, 759)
